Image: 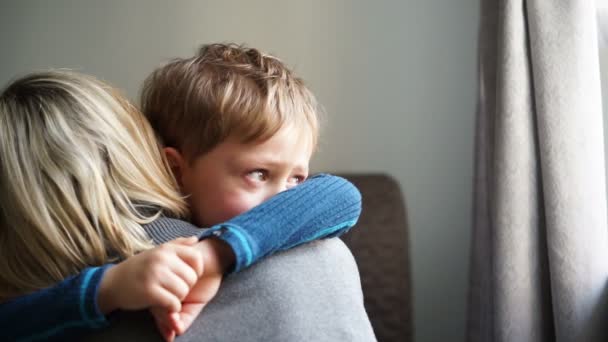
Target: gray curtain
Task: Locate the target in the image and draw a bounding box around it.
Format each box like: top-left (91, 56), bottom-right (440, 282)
top-left (467, 1), bottom-right (608, 342)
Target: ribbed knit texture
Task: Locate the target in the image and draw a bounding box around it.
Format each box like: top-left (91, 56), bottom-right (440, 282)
top-left (1, 265), bottom-right (112, 342)
top-left (144, 216), bottom-right (206, 243)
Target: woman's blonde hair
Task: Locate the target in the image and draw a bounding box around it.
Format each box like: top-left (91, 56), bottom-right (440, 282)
top-left (0, 70), bottom-right (187, 299)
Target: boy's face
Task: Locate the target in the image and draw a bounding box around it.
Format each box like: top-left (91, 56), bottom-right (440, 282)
top-left (172, 126), bottom-right (313, 227)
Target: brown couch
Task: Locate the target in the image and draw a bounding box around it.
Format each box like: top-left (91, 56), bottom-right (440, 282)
top-left (339, 174), bottom-right (412, 342)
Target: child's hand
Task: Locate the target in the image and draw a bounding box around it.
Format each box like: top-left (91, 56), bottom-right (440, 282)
top-left (150, 238), bottom-right (232, 341)
top-left (97, 237), bottom-right (204, 314)
top-left (150, 272), bottom-right (222, 341)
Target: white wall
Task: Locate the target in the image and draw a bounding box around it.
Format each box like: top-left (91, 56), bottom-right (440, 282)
top-left (601, 36), bottom-right (608, 225)
top-left (0, 1), bottom-right (479, 341)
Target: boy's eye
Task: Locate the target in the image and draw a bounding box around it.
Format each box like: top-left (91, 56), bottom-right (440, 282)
top-left (288, 175), bottom-right (306, 186)
top-left (246, 170), bottom-right (268, 182)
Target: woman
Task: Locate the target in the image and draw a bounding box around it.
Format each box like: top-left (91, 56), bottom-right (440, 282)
top-left (0, 71), bottom-right (375, 341)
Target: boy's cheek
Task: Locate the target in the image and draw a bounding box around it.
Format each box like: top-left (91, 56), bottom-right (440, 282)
top-left (197, 192), bottom-right (260, 226)
top-left (221, 193), bottom-right (261, 219)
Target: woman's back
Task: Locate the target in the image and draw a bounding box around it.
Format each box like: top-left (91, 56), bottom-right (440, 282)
top-left (84, 238), bottom-right (376, 342)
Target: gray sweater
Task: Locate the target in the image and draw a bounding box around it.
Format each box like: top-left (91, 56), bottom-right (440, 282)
top-left (85, 236), bottom-right (377, 341)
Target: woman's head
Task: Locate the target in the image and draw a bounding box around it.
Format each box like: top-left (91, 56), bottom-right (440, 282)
top-left (0, 70), bottom-right (186, 299)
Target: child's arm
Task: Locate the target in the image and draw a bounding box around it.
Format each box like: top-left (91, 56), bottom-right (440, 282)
top-left (144, 173), bottom-right (362, 274)
top-left (0, 266), bottom-right (111, 342)
top-left (146, 173), bottom-right (363, 340)
top-left (0, 237), bottom-right (204, 342)
top-left (198, 173), bottom-right (362, 273)
top-left (151, 173), bottom-right (362, 340)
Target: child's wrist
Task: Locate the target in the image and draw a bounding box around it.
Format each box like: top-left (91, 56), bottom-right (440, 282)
top-left (196, 238), bottom-right (235, 274)
top-left (97, 265), bottom-right (119, 315)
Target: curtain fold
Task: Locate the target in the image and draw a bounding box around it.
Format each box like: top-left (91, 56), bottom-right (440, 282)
top-left (467, 1), bottom-right (608, 341)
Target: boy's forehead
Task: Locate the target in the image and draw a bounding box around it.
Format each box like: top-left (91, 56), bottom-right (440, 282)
top-left (237, 145), bottom-right (312, 166)
top-left (195, 126), bottom-right (313, 165)
top-left (233, 122), bottom-right (315, 148)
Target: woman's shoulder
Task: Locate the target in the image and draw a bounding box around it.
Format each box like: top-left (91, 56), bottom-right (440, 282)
top-left (193, 238), bottom-right (375, 341)
top-left (143, 216), bottom-right (207, 245)
top-left (231, 238), bottom-right (361, 292)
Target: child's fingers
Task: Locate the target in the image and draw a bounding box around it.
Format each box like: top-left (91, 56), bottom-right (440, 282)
top-left (151, 286), bottom-right (182, 313)
top-left (150, 307), bottom-right (176, 342)
top-left (156, 239), bottom-right (204, 277)
top-left (167, 254), bottom-right (199, 289)
top-left (173, 245), bottom-right (205, 277)
top-left (169, 312), bottom-right (184, 334)
top-left (158, 319), bottom-right (172, 340)
top-left (170, 236), bottom-right (199, 246)
top-left (159, 269), bottom-right (191, 300)
top-left (175, 303), bottom-right (206, 335)
top-left (164, 328), bottom-right (176, 342)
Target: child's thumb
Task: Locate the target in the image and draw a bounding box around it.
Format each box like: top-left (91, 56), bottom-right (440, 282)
top-left (171, 236), bottom-right (199, 246)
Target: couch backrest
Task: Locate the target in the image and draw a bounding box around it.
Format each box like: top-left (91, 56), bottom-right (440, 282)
top-left (339, 174), bottom-right (412, 342)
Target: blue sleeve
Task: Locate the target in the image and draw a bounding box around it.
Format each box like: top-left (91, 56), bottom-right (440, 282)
top-left (198, 173), bottom-right (362, 273)
top-left (0, 265), bottom-right (112, 342)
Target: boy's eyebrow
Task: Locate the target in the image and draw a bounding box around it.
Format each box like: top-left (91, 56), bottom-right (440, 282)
top-left (237, 155), bottom-right (309, 172)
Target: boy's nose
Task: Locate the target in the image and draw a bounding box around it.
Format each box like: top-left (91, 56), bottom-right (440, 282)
top-left (264, 180), bottom-right (289, 201)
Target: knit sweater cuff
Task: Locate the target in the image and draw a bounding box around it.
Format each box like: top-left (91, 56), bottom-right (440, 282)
top-left (197, 224), bottom-right (253, 273)
top-left (84, 265), bottom-right (112, 328)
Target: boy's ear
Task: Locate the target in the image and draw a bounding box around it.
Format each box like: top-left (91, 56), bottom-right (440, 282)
top-left (163, 147), bottom-right (187, 188)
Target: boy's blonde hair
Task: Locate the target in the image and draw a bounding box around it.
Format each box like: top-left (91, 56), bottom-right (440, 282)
top-left (141, 43), bottom-right (321, 160)
top-left (0, 70), bottom-right (187, 299)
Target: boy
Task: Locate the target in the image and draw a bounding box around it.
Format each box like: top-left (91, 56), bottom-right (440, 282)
top-left (139, 43), bottom-right (337, 338)
top-left (141, 43), bottom-right (321, 229)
